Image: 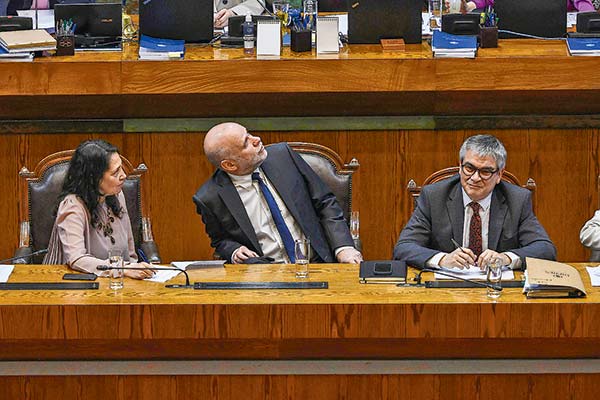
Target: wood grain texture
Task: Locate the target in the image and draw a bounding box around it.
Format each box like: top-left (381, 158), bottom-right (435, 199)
top-left (3, 374), bottom-right (599, 400)
top-left (0, 264), bottom-right (599, 360)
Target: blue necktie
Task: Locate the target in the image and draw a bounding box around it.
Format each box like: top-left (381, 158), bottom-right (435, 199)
top-left (252, 172), bottom-right (296, 262)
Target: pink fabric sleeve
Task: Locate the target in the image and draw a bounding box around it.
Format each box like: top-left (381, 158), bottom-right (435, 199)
top-left (571, 0), bottom-right (596, 12)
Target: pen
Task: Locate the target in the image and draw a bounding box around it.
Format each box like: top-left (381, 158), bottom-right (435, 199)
top-left (137, 248), bottom-right (156, 275)
top-left (450, 238), bottom-right (477, 268)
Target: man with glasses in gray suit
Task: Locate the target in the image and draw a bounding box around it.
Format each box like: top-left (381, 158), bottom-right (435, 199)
top-left (394, 134), bottom-right (556, 270)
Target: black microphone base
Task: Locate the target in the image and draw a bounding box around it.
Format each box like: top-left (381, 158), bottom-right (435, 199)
top-left (165, 284), bottom-right (194, 289)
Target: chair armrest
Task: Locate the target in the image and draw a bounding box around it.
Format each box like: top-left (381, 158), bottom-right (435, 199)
top-left (140, 241), bottom-right (161, 264)
top-left (13, 246), bottom-right (32, 264)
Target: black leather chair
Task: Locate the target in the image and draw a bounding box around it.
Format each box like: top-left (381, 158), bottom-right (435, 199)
top-left (14, 150), bottom-right (160, 264)
top-left (270, 142), bottom-right (361, 250)
top-left (407, 166), bottom-right (537, 212)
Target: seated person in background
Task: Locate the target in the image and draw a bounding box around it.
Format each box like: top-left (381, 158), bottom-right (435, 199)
top-left (461, 0), bottom-right (596, 12)
top-left (580, 211), bottom-right (600, 249)
top-left (393, 134), bottom-right (556, 270)
top-left (43, 140), bottom-right (154, 279)
top-left (214, 0), bottom-right (264, 28)
top-left (193, 122), bottom-right (363, 264)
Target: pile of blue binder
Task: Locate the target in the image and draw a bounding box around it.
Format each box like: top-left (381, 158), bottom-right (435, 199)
top-left (431, 30), bottom-right (477, 59)
top-left (566, 37), bottom-right (600, 56)
top-left (138, 34), bottom-right (185, 60)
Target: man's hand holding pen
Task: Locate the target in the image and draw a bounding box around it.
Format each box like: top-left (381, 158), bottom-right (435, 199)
top-left (440, 239), bottom-right (511, 270)
top-left (440, 246), bottom-right (477, 269)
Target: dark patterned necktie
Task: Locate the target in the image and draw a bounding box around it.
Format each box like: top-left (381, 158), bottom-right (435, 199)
top-left (468, 202), bottom-right (482, 256)
top-left (252, 172), bottom-right (295, 262)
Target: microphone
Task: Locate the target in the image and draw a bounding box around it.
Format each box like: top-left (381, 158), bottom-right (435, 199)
top-left (96, 264), bottom-right (192, 289)
top-left (411, 267), bottom-right (502, 291)
top-left (0, 248), bottom-right (48, 264)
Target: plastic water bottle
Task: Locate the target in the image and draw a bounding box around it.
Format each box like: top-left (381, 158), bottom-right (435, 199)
top-left (243, 13), bottom-right (255, 56)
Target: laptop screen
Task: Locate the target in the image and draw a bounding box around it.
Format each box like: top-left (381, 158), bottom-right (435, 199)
top-left (495, 0), bottom-right (567, 39)
top-left (348, 0), bottom-right (422, 44)
top-left (54, 3), bottom-right (122, 49)
top-left (139, 0), bottom-right (214, 43)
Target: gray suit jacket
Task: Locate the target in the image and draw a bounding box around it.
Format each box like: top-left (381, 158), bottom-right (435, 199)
top-left (193, 143), bottom-right (354, 263)
top-left (215, 0), bottom-right (264, 15)
top-left (393, 175), bottom-right (556, 268)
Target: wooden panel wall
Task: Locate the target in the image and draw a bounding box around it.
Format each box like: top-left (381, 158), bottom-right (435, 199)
top-left (0, 128), bottom-right (597, 263)
top-left (3, 374), bottom-right (600, 400)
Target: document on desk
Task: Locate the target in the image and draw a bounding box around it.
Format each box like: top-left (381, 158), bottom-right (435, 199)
top-left (585, 265), bottom-right (600, 286)
top-left (434, 266), bottom-right (514, 281)
top-left (17, 10), bottom-right (55, 30)
top-left (0, 265), bottom-right (15, 283)
top-left (144, 261), bottom-right (226, 283)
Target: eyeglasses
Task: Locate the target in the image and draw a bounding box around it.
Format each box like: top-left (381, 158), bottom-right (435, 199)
top-left (461, 162), bottom-right (499, 180)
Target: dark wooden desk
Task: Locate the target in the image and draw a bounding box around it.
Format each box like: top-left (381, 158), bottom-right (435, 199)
top-left (1, 263), bottom-right (599, 398)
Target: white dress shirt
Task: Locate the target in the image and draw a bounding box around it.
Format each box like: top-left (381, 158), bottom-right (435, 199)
top-left (228, 169), bottom-right (305, 263)
top-left (427, 189), bottom-right (520, 269)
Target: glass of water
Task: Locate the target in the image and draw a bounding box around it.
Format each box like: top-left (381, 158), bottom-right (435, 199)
top-left (350, 211), bottom-right (360, 240)
top-left (294, 238), bottom-right (310, 278)
top-left (486, 257), bottom-right (503, 300)
top-left (108, 248), bottom-right (124, 291)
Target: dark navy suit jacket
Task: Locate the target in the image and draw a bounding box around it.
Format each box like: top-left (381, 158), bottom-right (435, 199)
top-left (193, 143), bottom-right (354, 263)
top-left (393, 175), bottom-right (556, 268)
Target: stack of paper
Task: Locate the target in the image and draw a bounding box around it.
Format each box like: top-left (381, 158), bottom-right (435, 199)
top-left (138, 35), bottom-right (185, 60)
top-left (431, 30), bottom-right (477, 58)
top-left (0, 47), bottom-right (34, 62)
top-left (566, 37), bottom-right (600, 56)
top-left (0, 29), bottom-right (56, 53)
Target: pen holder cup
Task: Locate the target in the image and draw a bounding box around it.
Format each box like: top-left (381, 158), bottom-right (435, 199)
top-left (56, 35), bottom-right (75, 56)
top-left (479, 26), bottom-right (498, 48)
top-left (291, 28), bottom-right (311, 52)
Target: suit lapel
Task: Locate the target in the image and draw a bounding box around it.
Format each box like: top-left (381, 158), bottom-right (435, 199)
top-left (488, 188), bottom-right (507, 251)
top-left (447, 183), bottom-right (465, 244)
top-left (215, 171), bottom-right (261, 252)
top-left (261, 160), bottom-right (303, 226)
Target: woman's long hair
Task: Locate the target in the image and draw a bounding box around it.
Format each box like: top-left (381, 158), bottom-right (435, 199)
top-left (58, 140), bottom-right (124, 227)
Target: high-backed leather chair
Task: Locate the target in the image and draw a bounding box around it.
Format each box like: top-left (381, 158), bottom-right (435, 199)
top-left (14, 150), bottom-right (160, 264)
top-left (267, 142), bottom-right (361, 250)
top-left (407, 166), bottom-right (537, 212)
top-left (587, 175), bottom-right (600, 262)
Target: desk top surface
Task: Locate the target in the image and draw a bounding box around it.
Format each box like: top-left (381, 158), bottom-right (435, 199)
top-left (1, 263), bottom-right (598, 306)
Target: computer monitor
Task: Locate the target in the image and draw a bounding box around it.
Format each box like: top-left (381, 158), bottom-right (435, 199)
top-left (54, 3), bottom-right (121, 49)
top-left (139, 0), bottom-right (213, 43)
top-left (50, 0), bottom-right (95, 8)
top-left (348, 0), bottom-right (422, 44)
top-left (495, 0), bottom-right (567, 39)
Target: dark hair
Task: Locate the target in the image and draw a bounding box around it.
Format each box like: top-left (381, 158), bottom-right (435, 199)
top-left (59, 140), bottom-right (123, 227)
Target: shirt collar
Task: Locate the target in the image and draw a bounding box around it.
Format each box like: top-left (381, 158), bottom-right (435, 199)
top-left (227, 168), bottom-right (261, 189)
top-left (461, 188), bottom-right (493, 211)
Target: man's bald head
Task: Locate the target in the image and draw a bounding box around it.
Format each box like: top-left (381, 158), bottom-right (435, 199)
top-left (203, 122), bottom-right (267, 175)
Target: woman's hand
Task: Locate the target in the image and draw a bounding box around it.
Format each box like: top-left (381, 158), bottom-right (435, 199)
top-left (123, 262), bottom-right (155, 279)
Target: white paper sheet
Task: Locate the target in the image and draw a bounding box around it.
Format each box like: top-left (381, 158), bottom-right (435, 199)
top-left (144, 261), bottom-right (226, 283)
top-left (585, 265), bottom-right (600, 286)
top-left (0, 265), bottom-right (15, 283)
top-left (17, 9), bottom-right (55, 30)
top-left (434, 266), bottom-right (514, 281)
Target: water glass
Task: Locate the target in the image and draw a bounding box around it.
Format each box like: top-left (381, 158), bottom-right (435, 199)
top-left (486, 257), bottom-right (503, 300)
top-left (429, 0), bottom-right (442, 29)
top-left (108, 248), bottom-right (124, 291)
top-left (19, 221), bottom-right (30, 248)
top-left (294, 238), bottom-right (310, 278)
top-left (142, 217), bottom-right (154, 242)
top-left (350, 211), bottom-right (360, 240)
top-left (447, 0), bottom-right (461, 13)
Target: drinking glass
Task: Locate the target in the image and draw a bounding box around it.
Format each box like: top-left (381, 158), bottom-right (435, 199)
top-left (350, 211), bottom-right (360, 240)
top-left (429, 0), bottom-right (442, 29)
top-left (142, 217), bottom-right (154, 242)
top-left (273, 0), bottom-right (290, 35)
top-left (19, 221), bottom-right (30, 248)
top-left (486, 257), bottom-right (503, 300)
top-left (108, 248), bottom-right (124, 291)
top-left (447, 0), bottom-right (461, 13)
top-left (294, 238), bottom-right (310, 278)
